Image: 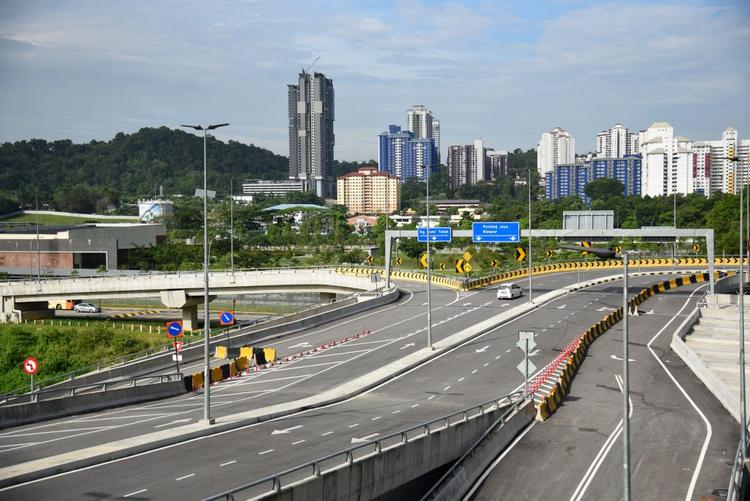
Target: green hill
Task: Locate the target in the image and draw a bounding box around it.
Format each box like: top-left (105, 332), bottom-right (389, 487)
top-left (0, 127), bottom-right (289, 212)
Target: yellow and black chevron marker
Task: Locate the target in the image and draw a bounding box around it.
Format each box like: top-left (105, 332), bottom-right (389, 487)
top-left (546, 249), bottom-right (553, 258)
top-left (692, 243), bottom-right (700, 253)
top-left (490, 259), bottom-right (498, 268)
top-left (581, 241), bottom-right (591, 255)
top-left (439, 263), bottom-right (446, 271)
top-left (515, 247), bottom-right (526, 262)
top-left (419, 254), bottom-right (429, 268)
top-left (367, 255), bottom-right (374, 265)
top-left (613, 246), bottom-right (622, 254)
top-left (396, 257), bottom-right (402, 265)
top-left (455, 258), bottom-right (465, 273)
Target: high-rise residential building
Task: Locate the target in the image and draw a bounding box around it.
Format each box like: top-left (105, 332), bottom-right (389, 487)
top-left (377, 125), bottom-right (435, 182)
top-left (639, 122), bottom-right (694, 197)
top-left (537, 127), bottom-right (576, 179)
top-left (288, 70), bottom-right (335, 198)
top-left (595, 123), bottom-right (640, 158)
top-left (407, 105), bottom-right (440, 164)
top-left (545, 155), bottom-right (641, 202)
top-left (448, 139), bottom-right (500, 189)
top-left (337, 166), bottom-right (400, 215)
top-left (692, 127), bottom-right (750, 195)
top-left (487, 149), bottom-right (508, 177)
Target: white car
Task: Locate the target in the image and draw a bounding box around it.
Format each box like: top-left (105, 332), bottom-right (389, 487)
top-left (497, 283), bottom-right (523, 300)
top-left (74, 303), bottom-right (101, 313)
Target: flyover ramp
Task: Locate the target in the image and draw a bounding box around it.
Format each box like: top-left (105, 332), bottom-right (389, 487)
top-left (468, 283), bottom-right (736, 501)
top-left (0, 270), bottom-right (702, 497)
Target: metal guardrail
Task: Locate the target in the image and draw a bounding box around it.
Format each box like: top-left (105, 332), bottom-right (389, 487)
top-left (727, 438), bottom-right (745, 501)
top-left (0, 372), bottom-right (182, 406)
top-left (0, 290), bottom-right (355, 400)
top-left (202, 391), bottom-right (525, 501)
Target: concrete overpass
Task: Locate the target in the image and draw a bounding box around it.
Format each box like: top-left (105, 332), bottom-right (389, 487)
top-left (0, 268), bottom-right (379, 329)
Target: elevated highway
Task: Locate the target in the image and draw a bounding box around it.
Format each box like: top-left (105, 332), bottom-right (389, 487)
top-left (0, 267), bottom-right (727, 499)
top-left (0, 268), bottom-right (379, 329)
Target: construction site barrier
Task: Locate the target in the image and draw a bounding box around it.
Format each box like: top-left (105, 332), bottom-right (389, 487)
top-left (531, 270), bottom-right (730, 421)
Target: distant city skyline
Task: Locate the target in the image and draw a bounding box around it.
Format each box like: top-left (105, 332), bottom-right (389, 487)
top-left (1, 1), bottom-right (748, 161)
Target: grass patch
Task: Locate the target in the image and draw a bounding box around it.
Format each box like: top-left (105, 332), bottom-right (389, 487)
top-left (0, 323), bottom-right (187, 394)
top-left (1, 213), bottom-right (136, 225)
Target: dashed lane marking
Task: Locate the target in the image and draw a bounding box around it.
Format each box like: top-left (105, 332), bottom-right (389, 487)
top-left (321, 431), bottom-right (333, 436)
top-left (220, 460), bottom-right (237, 467)
top-left (258, 449), bottom-right (274, 455)
top-left (292, 440), bottom-right (306, 445)
top-left (123, 489), bottom-right (147, 498)
top-left (176, 474), bottom-right (195, 481)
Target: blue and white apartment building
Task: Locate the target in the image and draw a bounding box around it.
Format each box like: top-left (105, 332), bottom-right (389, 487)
top-left (378, 125), bottom-right (435, 182)
top-left (545, 155), bottom-right (642, 202)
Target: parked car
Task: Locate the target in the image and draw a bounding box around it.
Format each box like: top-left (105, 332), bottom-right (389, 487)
top-left (74, 303), bottom-right (101, 313)
top-left (497, 283), bottom-right (523, 300)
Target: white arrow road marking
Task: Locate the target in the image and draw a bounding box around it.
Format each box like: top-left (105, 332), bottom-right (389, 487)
top-left (610, 354), bottom-right (636, 362)
top-left (400, 343), bottom-right (416, 350)
top-left (476, 345), bottom-right (489, 353)
top-left (529, 349), bottom-right (540, 356)
top-left (288, 342), bottom-right (312, 349)
top-left (646, 309), bottom-right (655, 315)
top-left (556, 304), bottom-right (567, 309)
top-left (153, 418), bottom-right (191, 429)
top-left (597, 306), bottom-right (609, 312)
top-left (501, 303), bottom-right (509, 307)
top-left (271, 425), bottom-right (303, 435)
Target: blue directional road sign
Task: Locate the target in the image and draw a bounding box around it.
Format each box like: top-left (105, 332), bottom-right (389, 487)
top-left (166, 320), bottom-right (183, 338)
top-left (472, 222), bottom-right (520, 243)
top-left (417, 227), bottom-right (452, 243)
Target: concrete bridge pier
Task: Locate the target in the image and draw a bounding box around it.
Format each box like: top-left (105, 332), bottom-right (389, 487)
top-left (160, 290), bottom-right (214, 332)
top-left (0, 297), bottom-right (52, 323)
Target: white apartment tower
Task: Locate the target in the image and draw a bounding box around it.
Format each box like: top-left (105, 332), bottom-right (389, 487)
top-left (639, 122), bottom-right (694, 197)
top-left (537, 127), bottom-right (575, 177)
top-left (596, 123), bottom-right (639, 158)
top-left (692, 127), bottom-right (750, 195)
top-left (407, 105), bottom-right (440, 164)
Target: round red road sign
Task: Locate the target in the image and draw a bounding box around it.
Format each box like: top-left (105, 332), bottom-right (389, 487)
top-left (22, 356), bottom-right (39, 375)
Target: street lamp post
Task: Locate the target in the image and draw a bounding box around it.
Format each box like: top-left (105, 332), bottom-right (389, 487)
top-left (528, 166), bottom-right (533, 303)
top-left (180, 122), bottom-right (229, 425)
top-left (425, 165), bottom-right (433, 350)
top-left (622, 253), bottom-right (631, 500)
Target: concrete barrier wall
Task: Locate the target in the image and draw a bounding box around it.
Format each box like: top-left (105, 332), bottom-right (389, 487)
top-left (266, 402), bottom-right (534, 501)
top-left (47, 288), bottom-right (400, 390)
top-left (0, 381), bottom-right (185, 429)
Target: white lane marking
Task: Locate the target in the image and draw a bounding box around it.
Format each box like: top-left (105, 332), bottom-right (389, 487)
top-left (476, 345), bottom-right (489, 353)
top-left (570, 374), bottom-right (632, 501)
top-left (465, 421), bottom-right (537, 499)
top-left (400, 343), bottom-right (416, 350)
top-left (271, 425), bottom-right (303, 435)
top-left (292, 439), bottom-right (306, 445)
top-left (411, 403), bottom-right (419, 408)
top-left (0, 426), bottom-right (114, 438)
top-left (258, 449), bottom-right (274, 455)
top-left (646, 285), bottom-right (711, 501)
top-left (501, 303), bottom-right (510, 307)
top-left (123, 488), bottom-right (147, 497)
top-left (220, 460), bottom-right (237, 467)
top-left (321, 431), bottom-right (333, 436)
top-left (371, 416), bottom-right (381, 421)
top-left (472, 370), bottom-right (478, 374)
top-left (348, 423), bottom-right (359, 428)
top-left (443, 386), bottom-right (451, 391)
top-left (610, 354), bottom-right (636, 362)
top-left (458, 377), bottom-right (465, 382)
top-left (542, 329), bottom-right (547, 333)
top-left (427, 395), bottom-right (435, 400)
top-left (287, 342), bottom-right (312, 349)
top-left (483, 363), bottom-right (489, 367)
top-left (176, 473), bottom-right (195, 481)
top-left (506, 349), bottom-right (512, 353)
top-left (556, 304), bottom-right (567, 309)
top-left (462, 303), bottom-right (472, 306)
top-left (153, 419), bottom-right (191, 429)
top-left (351, 433), bottom-right (380, 443)
top-left (392, 410), bottom-right (401, 414)
top-left (529, 349), bottom-right (540, 357)
top-left (495, 355), bottom-right (501, 360)
top-left (549, 324), bottom-right (555, 328)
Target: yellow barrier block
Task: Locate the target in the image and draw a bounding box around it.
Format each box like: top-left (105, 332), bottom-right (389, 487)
top-left (193, 371), bottom-right (204, 389)
top-left (263, 347), bottom-right (277, 362)
top-left (237, 356), bottom-right (249, 370)
top-left (211, 366), bottom-right (222, 383)
top-left (240, 346), bottom-right (253, 359)
top-left (214, 345), bottom-right (228, 360)
top-left (229, 360), bottom-right (237, 377)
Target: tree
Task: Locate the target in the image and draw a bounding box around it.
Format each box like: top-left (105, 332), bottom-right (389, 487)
top-left (584, 178), bottom-right (625, 201)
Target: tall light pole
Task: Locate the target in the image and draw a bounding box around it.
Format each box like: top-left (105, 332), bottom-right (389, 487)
top-left (528, 165), bottom-right (533, 303)
top-left (425, 165), bottom-right (433, 350)
top-left (180, 122), bottom-right (229, 425)
top-left (622, 252), bottom-right (631, 500)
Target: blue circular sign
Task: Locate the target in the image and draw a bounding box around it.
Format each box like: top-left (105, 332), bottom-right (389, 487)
top-left (167, 321), bottom-right (183, 337)
top-left (220, 311), bottom-right (234, 324)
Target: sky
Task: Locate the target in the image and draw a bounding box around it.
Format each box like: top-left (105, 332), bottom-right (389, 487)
top-left (1, 0), bottom-right (749, 161)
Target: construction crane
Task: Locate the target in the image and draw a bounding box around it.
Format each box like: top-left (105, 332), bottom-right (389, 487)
top-left (303, 56), bottom-right (320, 73)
